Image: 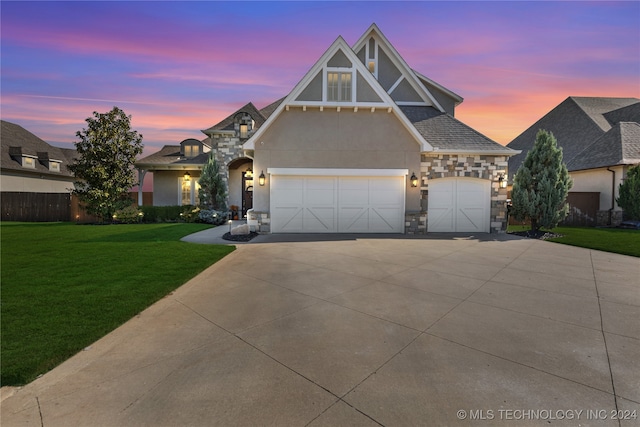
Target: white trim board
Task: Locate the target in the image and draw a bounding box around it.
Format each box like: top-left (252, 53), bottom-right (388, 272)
top-left (267, 168), bottom-right (409, 177)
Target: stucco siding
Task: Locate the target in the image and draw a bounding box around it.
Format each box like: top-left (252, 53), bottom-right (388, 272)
top-left (356, 72), bottom-right (383, 103)
top-left (252, 109), bottom-right (421, 212)
top-left (377, 47), bottom-right (401, 91)
top-left (153, 170), bottom-right (200, 206)
top-left (296, 71), bottom-right (323, 102)
top-left (570, 166), bottom-right (625, 211)
top-left (390, 78), bottom-right (422, 103)
top-left (0, 172), bottom-right (75, 193)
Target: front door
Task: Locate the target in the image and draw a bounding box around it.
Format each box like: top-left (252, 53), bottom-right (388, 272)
top-left (242, 171), bottom-right (253, 217)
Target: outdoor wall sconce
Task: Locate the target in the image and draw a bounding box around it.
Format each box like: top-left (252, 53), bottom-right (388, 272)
top-left (498, 174), bottom-right (507, 188)
top-left (183, 172), bottom-right (191, 181)
top-left (259, 171), bottom-right (266, 186)
top-left (410, 172), bottom-right (418, 188)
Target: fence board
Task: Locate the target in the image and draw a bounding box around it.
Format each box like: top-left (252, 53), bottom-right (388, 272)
top-left (2, 192), bottom-right (71, 222)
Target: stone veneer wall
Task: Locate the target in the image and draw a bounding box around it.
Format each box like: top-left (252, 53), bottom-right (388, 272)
top-left (247, 154), bottom-right (511, 235)
top-left (247, 210), bottom-right (270, 233)
top-left (420, 154), bottom-right (510, 234)
top-left (210, 134), bottom-right (245, 206)
top-left (596, 210), bottom-right (623, 227)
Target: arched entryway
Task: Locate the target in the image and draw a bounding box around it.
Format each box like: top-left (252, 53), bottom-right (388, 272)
top-left (227, 157), bottom-right (253, 218)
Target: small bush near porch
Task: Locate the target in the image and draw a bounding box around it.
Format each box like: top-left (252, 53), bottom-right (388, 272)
top-left (1, 222), bottom-right (234, 386)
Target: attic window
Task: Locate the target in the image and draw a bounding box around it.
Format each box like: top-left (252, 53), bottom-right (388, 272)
top-left (239, 124), bottom-right (248, 139)
top-left (23, 156), bottom-right (36, 169)
top-left (49, 161), bottom-right (61, 172)
top-left (184, 145), bottom-right (200, 158)
top-left (327, 71), bottom-right (352, 102)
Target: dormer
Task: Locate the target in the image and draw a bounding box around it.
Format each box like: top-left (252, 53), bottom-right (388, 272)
top-left (9, 146), bottom-right (37, 169)
top-left (234, 112), bottom-right (255, 140)
top-left (180, 138), bottom-right (203, 159)
top-left (38, 152), bottom-right (63, 172)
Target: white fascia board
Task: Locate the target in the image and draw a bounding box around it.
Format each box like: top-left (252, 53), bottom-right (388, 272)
top-left (267, 168), bottom-right (409, 177)
top-left (245, 34), bottom-right (433, 152)
top-left (244, 36), bottom-right (351, 150)
top-left (426, 148), bottom-right (522, 156)
top-left (353, 24), bottom-right (445, 113)
top-left (413, 70), bottom-right (464, 105)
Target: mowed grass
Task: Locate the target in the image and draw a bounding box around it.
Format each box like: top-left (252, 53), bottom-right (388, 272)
top-left (508, 225), bottom-right (640, 257)
top-left (1, 222), bottom-right (235, 386)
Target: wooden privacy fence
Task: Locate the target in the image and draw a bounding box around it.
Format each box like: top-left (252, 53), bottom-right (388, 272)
top-left (2, 192), bottom-right (153, 222)
top-left (2, 192), bottom-right (71, 222)
top-left (562, 192), bottom-right (599, 227)
top-left (509, 192), bottom-right (600, 227)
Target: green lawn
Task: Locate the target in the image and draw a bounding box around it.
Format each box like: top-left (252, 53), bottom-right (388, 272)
top-left (1, 222), bottom-right (235, 386)
top-left (508, 225), bottom-right (640, 257)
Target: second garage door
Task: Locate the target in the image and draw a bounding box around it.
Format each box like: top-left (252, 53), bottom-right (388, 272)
top-left (271, 175), bottom-right (404, 233)
top-left (428, 177), bottom-right (490, 232)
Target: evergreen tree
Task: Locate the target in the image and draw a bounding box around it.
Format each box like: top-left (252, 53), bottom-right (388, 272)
top-left (511, 129), bottom-right (573, 232)
top-left (198, 152), bottom-right (227, 210)
top-left (616, 164), bottom-right (640, 220)
top-left (69, 107), bottom-right (143, 222)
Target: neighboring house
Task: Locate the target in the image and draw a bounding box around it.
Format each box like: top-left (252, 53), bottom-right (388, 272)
top-left (507, 97), bottom-right (640, 225)
top-left (137, 24), bottom-right (518, 233)
top-left (1, 120), bottom-right (77, 193)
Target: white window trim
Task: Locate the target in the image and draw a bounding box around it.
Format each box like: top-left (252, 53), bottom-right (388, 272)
top-left (267, 168), bottom-right (408, 177)
top-left (366, 38), bottom-right (378, 78)
top-left (22, 155), bottom-right (37, 168)
top-left (324, 67), bottom-right (355, 103)
top-left (178, 177), bottom-right (201, 205)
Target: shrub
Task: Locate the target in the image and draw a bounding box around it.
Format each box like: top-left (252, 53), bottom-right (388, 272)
top-left (140, 205), bottom-right (194, 223)
top-left (181, 206), bottom-right (201, 223)
top-left (113, 205), bottom-right (143, 224)
top-left (617, 164), bottom-right (640, 220)
top-left (198, 209), bottom-right (228, 225)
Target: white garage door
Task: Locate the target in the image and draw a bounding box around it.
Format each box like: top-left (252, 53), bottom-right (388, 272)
top-left (428, 178), bottom-right (490, 232)
top-left (271, 175), bottom-right (404, 233)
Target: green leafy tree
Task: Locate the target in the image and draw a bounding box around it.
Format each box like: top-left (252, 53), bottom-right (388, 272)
top-left (511, 129), bottom-right (573, 232)
top-left (198, 152), bottom-right (227, 210)
top-left (69, 107), bottom-right (143, 222)
top-left (617, 164), bottom-right (640, 220)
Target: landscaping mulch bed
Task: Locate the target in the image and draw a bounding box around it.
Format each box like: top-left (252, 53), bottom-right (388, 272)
top-left (222, 231), bottom-right (260, 242)
top-left (508, 230), bottom-right (564, 240)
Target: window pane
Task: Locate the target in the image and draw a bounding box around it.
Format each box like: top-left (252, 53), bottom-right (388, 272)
top-left (327, 72), bottom-right (338, 101)
top-left (181, 180), bottom-right (191, 205)
top-left (341, 73), bottom-right (351, 101)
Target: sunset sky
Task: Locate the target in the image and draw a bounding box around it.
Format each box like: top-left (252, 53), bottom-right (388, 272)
top-left (2, 1), bottom-right (639, 158)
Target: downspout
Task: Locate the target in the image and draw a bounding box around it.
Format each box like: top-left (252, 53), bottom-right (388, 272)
top-left (606, 167), bottom-right (615, 226)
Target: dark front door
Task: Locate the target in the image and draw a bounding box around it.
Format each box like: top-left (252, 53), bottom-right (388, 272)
top-left (242, 171), bottom-right (253, 217)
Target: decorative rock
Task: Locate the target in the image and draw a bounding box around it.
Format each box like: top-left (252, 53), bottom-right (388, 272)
top-left (230, 224), bottom-right (250, 235)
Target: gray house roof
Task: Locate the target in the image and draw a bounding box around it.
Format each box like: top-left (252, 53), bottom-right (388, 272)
top-left (201, 102), bottom-right (267, 134)
top-left (400, 106), bottom-right (517, 154)
top-left (567, 122), bottom-right (640, 171)
top-left (135, 145), bottom-right (210, 168)
top-left (507, 96), bottom-right (640, 177)
top-left (1, 120), bottom-right (77, 178)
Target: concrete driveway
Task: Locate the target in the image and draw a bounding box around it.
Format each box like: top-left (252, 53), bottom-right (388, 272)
top-left (2, 233), bottom-right (639, 426)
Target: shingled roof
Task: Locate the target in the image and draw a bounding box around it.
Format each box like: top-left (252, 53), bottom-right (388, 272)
top-left (135, 144), bottom-right (209, 168)
top-left (201, 102), bottom-right (267, 134)
top-left (1, 120), bottom-right (77, 178)
top-left (567, 122), bottom-right (640, 171)
top-left (507, 97), bottom-right (640, 176)
top-left (400, 106), bottom-right (517, 153)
